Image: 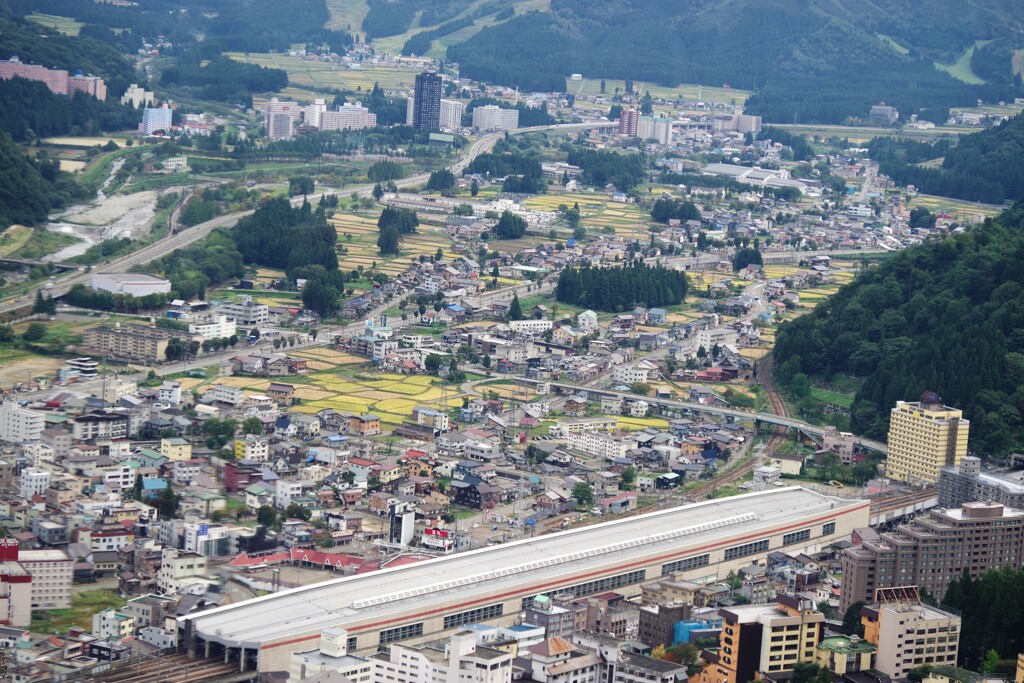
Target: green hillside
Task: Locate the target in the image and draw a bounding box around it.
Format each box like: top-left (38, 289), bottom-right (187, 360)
top-left (435, 0), bottom-right (1024, 124)
top-left (772, 201), bottom-right (1024, 457)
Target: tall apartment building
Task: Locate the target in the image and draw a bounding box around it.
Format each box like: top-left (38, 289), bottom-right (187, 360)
top-left (304, 98), bottom-right (327, 128)
top-left (264, 98), bottom-right (300, 140)
top-left (861, 589), bottom-right (959, 679)
top-left (0, 57), bottom-right (108, 101)
top-left (698, 595), bottom-right (824, 683)
top-left (886, 392), bottom-right (969, 484)
top-left (619, 108), bottom-right (640, 136)
top-left (839, 501), bottom-right (1024, 612)
top-left (472, 105), bottom-right (519, 132)
top-left (140, 106), bottom-right (173, 136)
top-left (0, 401), bottom-right (44, 443)
top-left (19, 547), bottom-right (73, 610)
top-left (69, 73), bottom-right (106, 100)
top-left (439, 98), bottom-right (465, 131)
top-left (371, 630), bottom-right (513, 683)
top-left (939, 456), bottom-right (1024, 509)
top-left (83, 325), bottom-right (186, 364)
top-left (412, 71), bottom-right (443, 131)
top-left (0, 56), bottom-right (68, 94)
top-left (121, 83), bottom-right (154, 108)
top-left (0, 539), bottom-right (32, 627)
top-left (638, 115), bottom-right (672, 145)
top-left (320, 102), bottom-right (377, 131)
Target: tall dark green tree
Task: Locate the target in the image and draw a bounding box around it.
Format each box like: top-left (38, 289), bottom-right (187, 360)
top-left (508, 293), bottom-right (525, 320)
top-left (377, 226), bottom-right (401, 256)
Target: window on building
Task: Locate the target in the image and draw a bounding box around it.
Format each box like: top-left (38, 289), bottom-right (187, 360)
top-left (521, 569), bottom-right (646, 609)
top-left (662, 554), bottom-right (710, 575)
top-left (783, 529), bottom-right (811, 546)
top-left (724, 539), bottom-right (770, 560)
top-left (444, 603), bottom-right (504, 629)
top-left (823, 522), bottom-right (836, 536)
top-left (379, 623), bottom-right (423, 645)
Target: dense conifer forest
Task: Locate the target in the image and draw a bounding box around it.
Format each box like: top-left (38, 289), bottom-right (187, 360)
top-left (556, 262), bottom-right (689, 311)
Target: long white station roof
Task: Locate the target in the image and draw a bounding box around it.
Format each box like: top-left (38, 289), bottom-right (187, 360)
top-left (183, 487), bottom-right (864, 649)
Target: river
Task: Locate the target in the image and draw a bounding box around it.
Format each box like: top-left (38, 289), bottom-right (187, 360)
top-left (43, 158), bottom-right (161, 262)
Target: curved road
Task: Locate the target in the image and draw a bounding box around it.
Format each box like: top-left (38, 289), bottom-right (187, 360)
top-left (2, 121), bottom-right (616, 318)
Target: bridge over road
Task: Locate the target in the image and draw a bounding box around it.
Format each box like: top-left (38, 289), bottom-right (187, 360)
top-left (521, 378), bottom-right (888, 454)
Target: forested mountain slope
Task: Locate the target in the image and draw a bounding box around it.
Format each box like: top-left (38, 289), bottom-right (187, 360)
top-left (444, 0), bottom-right (1023, 123)
top-left (773, 203), bottom-right (1024, 457)
top-left (869, 112), bottom-right (1024, 204)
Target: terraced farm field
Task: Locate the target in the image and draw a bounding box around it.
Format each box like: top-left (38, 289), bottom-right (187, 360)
top-left (523, 193), bottom-right (654, 238)
top-left (331, 211), bottom-right (454, 276)
top-left (191, 350), bottom-right (458, 429)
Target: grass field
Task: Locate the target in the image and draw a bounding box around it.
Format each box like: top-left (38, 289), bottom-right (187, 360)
top-left (566, 77), bottom-right (749, 105)
top-left (31, 590), bottom-right (124, 635)
top-left (810, 388), bottom-right (854, 409)
top-left (326, 0), bottom-right (369, 31)
top-left (0, 226), bottom-right (34, 257)
top-left (370, 0), bottom-right (552, 57)
top-left (876, 34), bottom-right (910, 56)
top-left (26, 12), bottom-right (83, 35)
top-left (934, 40), bottom-right (990, 85)
top-left (908, 194), bottom-right (1003, 220)
top-left (225, 53), bottom-right (422, 95)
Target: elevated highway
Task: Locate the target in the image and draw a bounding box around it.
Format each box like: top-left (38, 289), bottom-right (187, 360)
top-left (523, 378), bottom-right (888, 454)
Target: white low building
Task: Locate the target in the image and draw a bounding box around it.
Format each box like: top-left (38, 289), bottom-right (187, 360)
top-left (90, 273), bottom-right (171, 297)
top-left (207, 384), bottom-right (244, 405)
top-left (567, 430), bottom-right (638, 460)
top-left (189, 315), bottom-right (237, 341)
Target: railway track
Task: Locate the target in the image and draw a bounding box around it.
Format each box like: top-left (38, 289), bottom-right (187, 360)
top-left (756, 354), bottom-right (790, 456)
top-left (870, 486), bottom-right (937, 513)
top-left (82, 652), bottom-right (244, 683)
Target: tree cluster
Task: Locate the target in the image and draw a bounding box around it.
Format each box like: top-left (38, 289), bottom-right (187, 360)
top-left (773, 202), bottom-right (1024, 456)
top-left (377, 206), bottom-right (419, 234)
top-left (732, 247), bottom-right (763, 271)
top-left (147, 229), bottom-right (245, 301)
top-left (493, 210), bottom-right (526, 239)
top-left (556, 261), bottom-right (689, 311)
top-left (867, 132), bottom-right (1011, 204)
top-left (650, 197), bottom-right (701, 224)
top-left (0, 14), bottom-right (135, 94)
top-left (160, 56), bottom-right (287, 103)
top-left (466, 151), bottom-right (543, 179)
top-left (368, 160), bottom-right (407, 182)
top-left (0, 77), bottom-right (140, 142)
top-left (426, 169), bottom-right (455, 192)
top-left (234, 197), bottom-right (338, 277)
top-left (0, 133), bottom-right (90, 228)
top-left (566, 147), bottom-right (646, 191)
top-left (942, 567), bottom-right (1024, 668)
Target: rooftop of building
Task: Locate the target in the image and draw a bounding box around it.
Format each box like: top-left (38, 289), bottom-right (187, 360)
top-left (182, 488), bottom-right (865, 650)
top-left (817, 636), bottom-right (875, 654)
top-left (93, 272), bottom-right (169, 284)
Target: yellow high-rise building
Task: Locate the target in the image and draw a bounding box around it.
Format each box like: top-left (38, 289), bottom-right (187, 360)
top-left (886, 392), bottom-right (969, 485)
